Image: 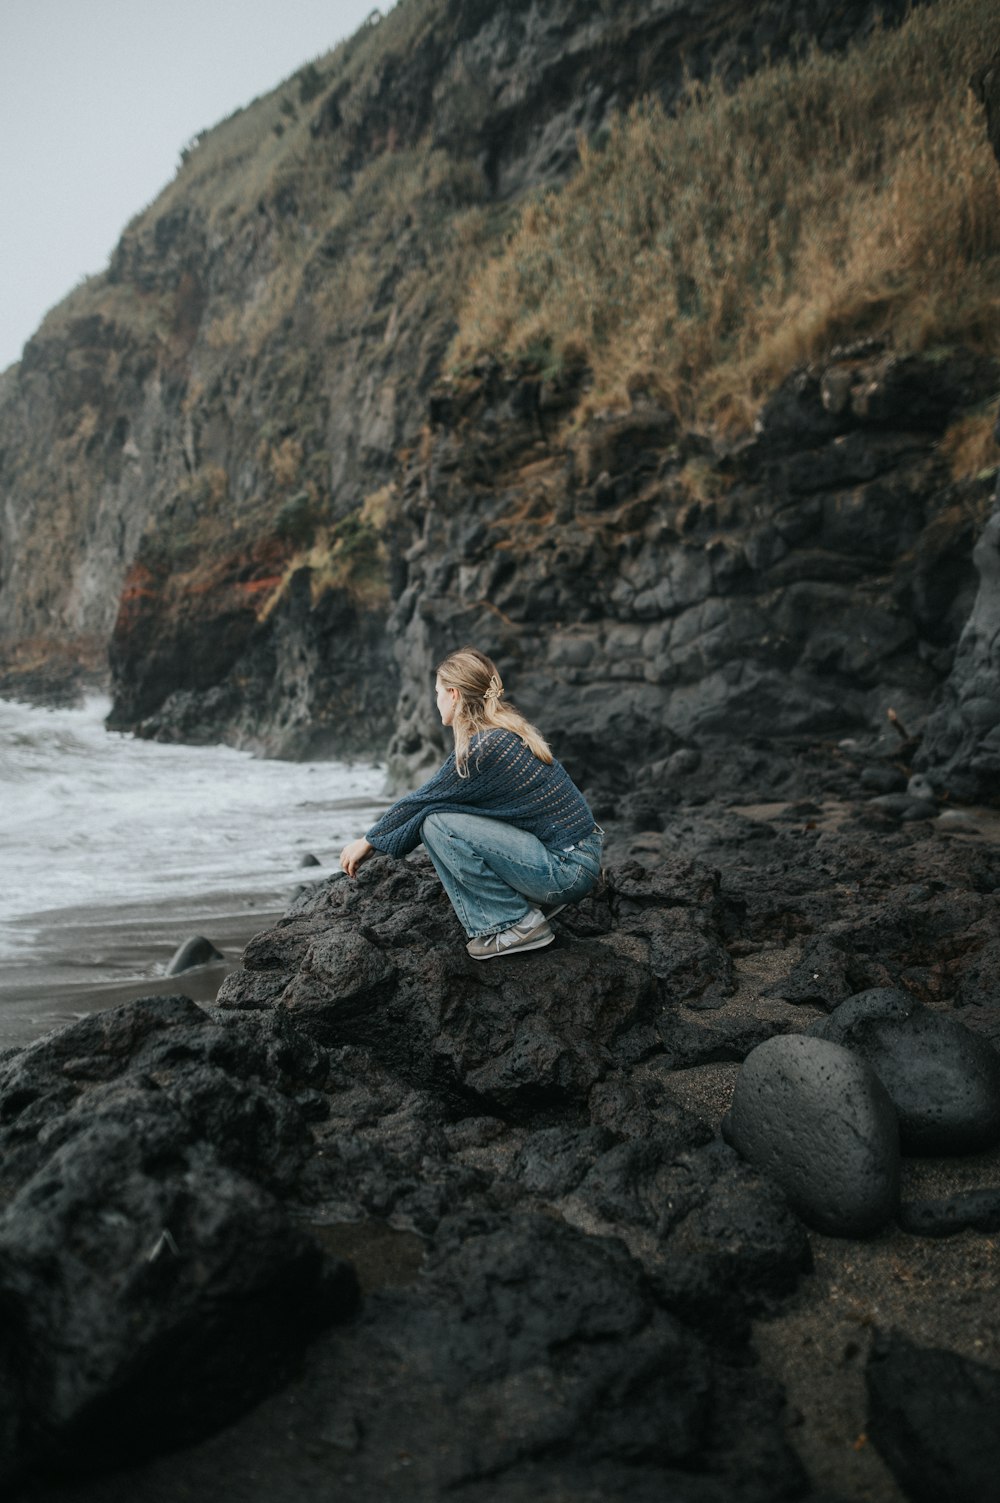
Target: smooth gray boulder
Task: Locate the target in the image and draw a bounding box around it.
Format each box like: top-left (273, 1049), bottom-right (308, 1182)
top-left (809, 986), bottom-right (913, 1031)
top-left (722, 1034), bottom-right (900, 1236)
top-left (814, 995), bottom-right (1000, 1154)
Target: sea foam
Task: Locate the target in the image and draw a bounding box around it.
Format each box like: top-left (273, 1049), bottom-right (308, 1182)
top-left (0, 695), bottom-right (386, 962)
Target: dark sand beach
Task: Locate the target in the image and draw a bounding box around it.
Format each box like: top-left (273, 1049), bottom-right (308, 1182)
top-left (0, 888), bottom-right (312, 1048)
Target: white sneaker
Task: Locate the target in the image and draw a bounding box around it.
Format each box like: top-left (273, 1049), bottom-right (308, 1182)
top-left (466, 909), bottom-right (554, 961)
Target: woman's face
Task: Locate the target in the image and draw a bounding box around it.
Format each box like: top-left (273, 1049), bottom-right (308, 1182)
top-left (435, 676), bottom-right (459, 726)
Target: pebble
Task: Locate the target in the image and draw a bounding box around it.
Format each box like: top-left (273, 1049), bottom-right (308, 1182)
top-left (906, 773), bottom-right (936, 802)
top-left (935, 808), bottom-right (983, 833)
top-left (722, 1034), bottom-right (900, 1237)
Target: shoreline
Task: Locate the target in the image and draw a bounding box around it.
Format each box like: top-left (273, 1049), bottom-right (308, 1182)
top-left (0, 887), bottom-right (316, 1049)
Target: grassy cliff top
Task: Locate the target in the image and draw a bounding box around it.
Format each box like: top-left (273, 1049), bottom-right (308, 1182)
top-left (451, 0), bottom-right (1000, 435)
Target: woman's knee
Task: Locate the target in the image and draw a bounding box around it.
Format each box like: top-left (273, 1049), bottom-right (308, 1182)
top-left (421, 811), bottom-right (452, 848)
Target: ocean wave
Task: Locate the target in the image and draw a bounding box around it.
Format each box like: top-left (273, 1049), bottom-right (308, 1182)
top-left (0, 696), bottom-right (386, 937)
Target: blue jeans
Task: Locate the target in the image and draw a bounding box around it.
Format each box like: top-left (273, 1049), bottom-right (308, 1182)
top-left (420, 812), bottom-right (603, 938)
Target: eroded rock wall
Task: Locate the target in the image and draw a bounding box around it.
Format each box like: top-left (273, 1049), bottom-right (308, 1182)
top-left (383, 348), bottom-right (999, 798)
top-left (919, 54), bottom-right (1000, 802)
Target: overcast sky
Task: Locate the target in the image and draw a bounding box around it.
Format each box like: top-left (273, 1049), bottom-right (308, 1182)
top-left (0, 0), bottom-right (395, 373)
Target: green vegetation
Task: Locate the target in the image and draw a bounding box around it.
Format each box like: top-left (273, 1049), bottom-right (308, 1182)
top-left (450, 0), bottom-right (1000, 432)
top-left (261, 485), bottom-right (396, 617)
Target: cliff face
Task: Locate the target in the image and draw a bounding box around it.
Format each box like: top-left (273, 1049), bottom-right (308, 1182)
top-left (0, 0), bottom-right (927, 754)
top-left (381, 347), bottom-right (999, 798)
top-left (915, 56), bottom-right (1000, 804)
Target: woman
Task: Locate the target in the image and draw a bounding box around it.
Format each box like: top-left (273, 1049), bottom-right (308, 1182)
top-left (339, 648), bottom-right (603, 959)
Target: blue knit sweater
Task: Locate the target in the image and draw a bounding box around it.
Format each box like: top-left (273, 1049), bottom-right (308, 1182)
top-left (366, 729), bottom-right (596, 858)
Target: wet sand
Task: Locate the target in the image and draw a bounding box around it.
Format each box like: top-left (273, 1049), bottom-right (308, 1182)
top-left (0, 883), bottom-right (323, 1048)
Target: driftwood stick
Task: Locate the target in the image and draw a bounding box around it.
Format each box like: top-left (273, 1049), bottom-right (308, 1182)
top-left (887, 707), bottom-right (910, 741)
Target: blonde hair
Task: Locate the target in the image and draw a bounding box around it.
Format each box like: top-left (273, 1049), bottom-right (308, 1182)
top-left (435, 647), bottom-right (553, 776)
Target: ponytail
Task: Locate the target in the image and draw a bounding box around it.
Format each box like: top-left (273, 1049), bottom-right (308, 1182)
top-left (435, 648), bottom-right (552, 776)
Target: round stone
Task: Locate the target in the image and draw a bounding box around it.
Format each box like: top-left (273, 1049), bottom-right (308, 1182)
top-left (811, 987), bottom-right (914, 1035)
top-left (722, 1034), bottom-right (900, 1237)
top-left (815, 999), bottom-right (1000, 1155)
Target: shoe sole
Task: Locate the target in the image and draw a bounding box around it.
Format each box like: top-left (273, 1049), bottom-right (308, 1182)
top-left (467, 929), bottom-right (555, 961)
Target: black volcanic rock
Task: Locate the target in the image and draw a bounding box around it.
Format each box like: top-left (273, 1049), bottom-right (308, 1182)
top-left (813, 993), bottom-right (1000, 1154)
top-left (0, 996), bottom-right (357, 1490)
top-left (916, 489), bottom-right (1000, 806)
top-left (218, 853), bottom-right (737, 1113)
top-left (165, 933), bottom-right (224, 974)
top-left (0, 1128), bottom-right (355, 1485)
top-left (866, 1329), bottom-right (1000, 1503)
top-left (898, 1186), bottom-right (1000, 1236)
top-left (9, 787), bottom-right (1000, 1495)
top-left (239, 1211), bottom-right (808, 1503)
top-left (0, 871), bottom-right (814, 1497)
top-left (383, 346), bottom-right (999, 797)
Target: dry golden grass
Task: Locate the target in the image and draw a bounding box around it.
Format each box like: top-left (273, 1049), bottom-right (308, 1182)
top-left (940, 406), bottom-right (1000, 481)
top-left (259, 483), bottom-right (398, 620)
top-left (451, 0), bottom-right (1000, 431)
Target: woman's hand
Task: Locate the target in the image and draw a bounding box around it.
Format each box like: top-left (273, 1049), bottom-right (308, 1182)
top-left (339, 837), bottom-right (374, 877)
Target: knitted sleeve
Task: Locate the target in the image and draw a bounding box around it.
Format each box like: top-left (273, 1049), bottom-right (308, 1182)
top-left (365, 751), bottom-right (473, 857)
top-left (364, 730), bottom-right (595, 858)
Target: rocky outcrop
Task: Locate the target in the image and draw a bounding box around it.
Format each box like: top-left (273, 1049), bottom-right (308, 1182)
top-left (107, 548), bottom-right (399, 756)
top-left (315, 0), bottom-right (923, 200)
top-left (5, 776), bottom-right (1000, 1495)
top-left (216, 851), bottom-right (736, 1107)
top-left (382, 346), bottom-right (999, 795)
top-left (0, 996), bottom-right (358, 1488)
top-left (912, 17), bottom-right (1000, 800)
